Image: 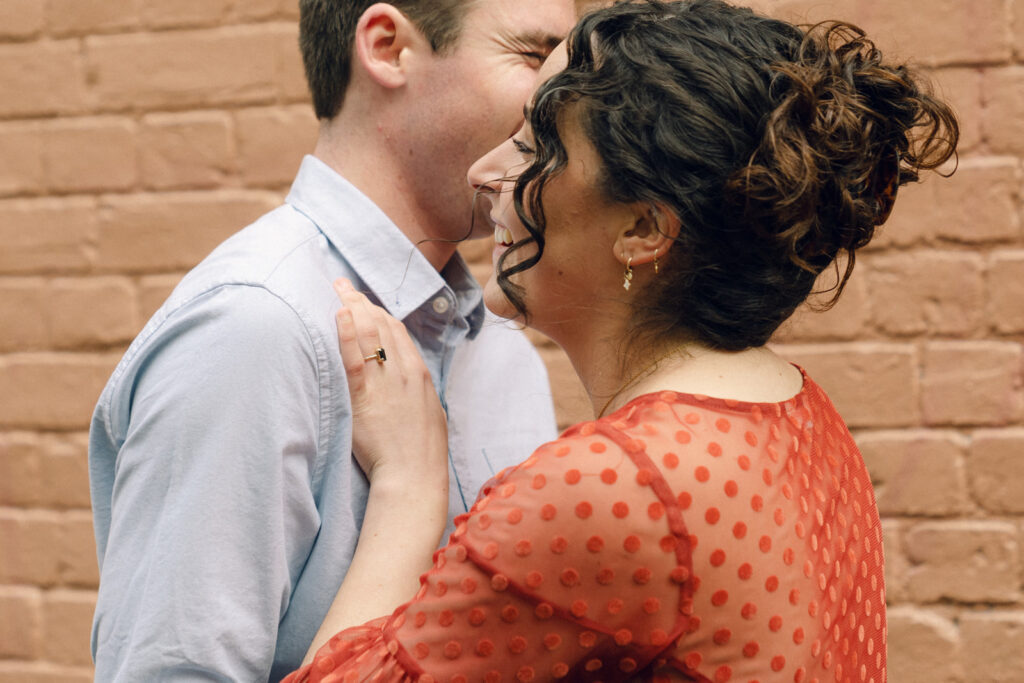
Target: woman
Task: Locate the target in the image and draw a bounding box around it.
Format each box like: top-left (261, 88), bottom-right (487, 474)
top-left (286, 1), bottom-right (957, 681)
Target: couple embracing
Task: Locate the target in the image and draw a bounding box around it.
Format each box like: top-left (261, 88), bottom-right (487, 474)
top-left (89, 1), bottom-right (958, 681)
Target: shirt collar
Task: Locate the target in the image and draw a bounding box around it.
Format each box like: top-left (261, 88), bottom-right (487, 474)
top-left (286, 155), bottom-right (485, 337)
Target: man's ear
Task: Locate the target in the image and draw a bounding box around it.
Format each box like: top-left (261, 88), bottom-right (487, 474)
top-left (353, 3), bottom-right (428, 90)
top-left (613, 202), bottom-right (681, 268)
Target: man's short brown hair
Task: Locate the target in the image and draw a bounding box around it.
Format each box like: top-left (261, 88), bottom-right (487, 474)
top-left (299, 0), bottom-right (471, 120)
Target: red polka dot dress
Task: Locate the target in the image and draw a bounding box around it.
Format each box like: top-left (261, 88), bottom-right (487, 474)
top-left (284, 369), bottom-right (886, 683)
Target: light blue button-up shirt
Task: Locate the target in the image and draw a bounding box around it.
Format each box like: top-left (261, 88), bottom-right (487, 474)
top-left (88, 156), bottom-right (557, 682)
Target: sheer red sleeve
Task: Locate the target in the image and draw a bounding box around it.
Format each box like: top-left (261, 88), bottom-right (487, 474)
top-left (284, 421), bottom-right (694, 683)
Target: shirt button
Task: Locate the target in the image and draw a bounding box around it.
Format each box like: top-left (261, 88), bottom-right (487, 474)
top-left (432, 297), bottom-right (451, 315)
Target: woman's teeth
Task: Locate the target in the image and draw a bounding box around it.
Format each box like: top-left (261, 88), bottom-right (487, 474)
top-left (494, 226), bottom-right (514, 247)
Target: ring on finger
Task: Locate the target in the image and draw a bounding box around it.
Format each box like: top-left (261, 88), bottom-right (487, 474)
top-left (363, 347), bottom-right (387, 364)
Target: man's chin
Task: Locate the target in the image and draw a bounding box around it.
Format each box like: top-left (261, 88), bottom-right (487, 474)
top-left (466, 204), bottom-right (497, 240)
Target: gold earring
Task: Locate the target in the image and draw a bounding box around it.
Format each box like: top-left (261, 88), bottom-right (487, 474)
top-left (653, 249), bottom-right (660, 274)
top-left (623, 256), bottom-right (634, 290)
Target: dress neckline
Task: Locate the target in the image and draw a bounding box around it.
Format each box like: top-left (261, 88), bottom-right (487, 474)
top-left (605, 364), bottom-right (811, 418)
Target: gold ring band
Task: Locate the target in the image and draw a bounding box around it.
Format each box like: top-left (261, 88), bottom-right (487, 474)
top-left (363, 347), bottom-right (386, 364)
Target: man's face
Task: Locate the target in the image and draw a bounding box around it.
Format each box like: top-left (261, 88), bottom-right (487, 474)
top-left (399, 0), bottom-right (576, 243)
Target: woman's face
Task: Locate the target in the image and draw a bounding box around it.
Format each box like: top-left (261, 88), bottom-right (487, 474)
top-left (467, 43), bottom-right (633, 338)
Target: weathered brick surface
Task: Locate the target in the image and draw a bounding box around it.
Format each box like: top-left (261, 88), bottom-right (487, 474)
top-left (881, 520), bottom-right (908, 604)
top-left (0, 198), bottom-right (99, 275)
top-left (751, 0), bottom-right (1011, 66)
top-left (0, 41), bottom-right (88, 118)
top-left (0, 432), bottom-right (91, 510)
top-left (140, 0), bottom-right (233, 30)
top-left (771, 343), bottom-right (919, 428)
top-left (236, 106), bottom-right (317, 187)
top-left (858, 431), bottom-right (970, 516)
top-left (0, 354), bottom-right (119, 430)
top-left (86, 26), bottom-right (295, 111)
top-left (2, 0), bottom-right (1022, 677)
top-left (989, 251), bottom-right (1024, 334)
top-left (969, 430), bottom-right (1024, 514)
top-left (41, 590), bottom-right (97, 666)
top-left (886, 607), bottom-right (963, 683)
top-left (921, 342), bottom-right (1022, 427)
top-left (867, 251), bottom-right (986, 337)
top-left (960, 611), bottom-right (1024, 682)
top-left (873, 157), bottom-right (1021, 249)
top-left (772, 264), bottom-right (872, 342)
top-left (139, 111), bottom-right (234, 190)
top-left (0, 277), bottom-right (140, 352)
top-left (95, 191), bottom-right (279, 273)
top-left (0, 586), bottom-right (43, 659)
top-left (982, 67), bottom-right (1024, 157)
top-left (1016, 5), bottom-right (1024, 59)
top-left (42, 117), bottom-right (138, 194)
top-left (905, 521), bottom-right (1020, 604)
top-left (0, 511), bottom-right (97, 589)
top-left (46, 0), bottom-right (141, 37)
top-left (231, 0), bottom-right (301, 23)
top-left (0, 663), bottom-right (93, 683)
top-left (0, 0), bottom-right (45, 40)
top-left (0, 510), bottom-right (64, 587)
top-left (934, 67), bottom-right (983, 154)
top-left (0, 122), bottom-right (45, 197)
top-left (0, 279), bottom-right (50, 352)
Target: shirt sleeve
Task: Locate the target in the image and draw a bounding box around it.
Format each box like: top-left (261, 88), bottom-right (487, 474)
top-left (284, 423), bottom-right (694, 683)
top-left (91, 285), bottom-right (326, 681)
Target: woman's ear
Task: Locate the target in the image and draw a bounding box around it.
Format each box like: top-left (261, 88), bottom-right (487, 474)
top-left (614, 202), bottom-right (681, 268)
top-left (353, 3), bottom-right (427, 90)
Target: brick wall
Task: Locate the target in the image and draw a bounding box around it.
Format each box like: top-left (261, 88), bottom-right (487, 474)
top-left (0, 1), bottom-right (1020, 680)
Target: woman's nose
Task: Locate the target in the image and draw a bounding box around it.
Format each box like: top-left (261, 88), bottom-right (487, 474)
top-left (467, 139), bottom-right (512, 194)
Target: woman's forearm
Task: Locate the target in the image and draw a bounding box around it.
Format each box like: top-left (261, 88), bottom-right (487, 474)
top-left (301, 476), bottom-right (447, 664)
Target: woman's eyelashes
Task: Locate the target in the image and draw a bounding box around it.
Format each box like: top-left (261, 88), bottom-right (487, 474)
top-left (512, 138), bottom-right (535, 156)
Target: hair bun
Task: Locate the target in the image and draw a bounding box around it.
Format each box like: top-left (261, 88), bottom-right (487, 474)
top-left (730, 20), bottom-right (959, 293)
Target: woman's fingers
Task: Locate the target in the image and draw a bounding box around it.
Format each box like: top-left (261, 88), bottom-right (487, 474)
top-left (335, 303), bottom-right (366, 396)
top-left (385, 313), bottom-right (430, 385)
top-left (331, 277), bottom-right (447, 488)
top-left (335, 280), bottom-right (383, 362)
top-left (369, 304), bottom-right (398, 371)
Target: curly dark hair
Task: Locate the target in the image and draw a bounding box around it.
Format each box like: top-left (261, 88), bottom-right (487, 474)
top-left (497, 0), bottom-right (959, 351)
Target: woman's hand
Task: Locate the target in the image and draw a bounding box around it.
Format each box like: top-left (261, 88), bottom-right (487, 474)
top-left (300, 279), bottom-right (451, 663)
top-left (334, 278), bottom-right (449, 494)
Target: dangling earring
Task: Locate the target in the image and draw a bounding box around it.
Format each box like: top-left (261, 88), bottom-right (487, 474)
top-left (623, 256), bottom-right (634, 291)
top-left (653, 249), bottom-right (660, 275)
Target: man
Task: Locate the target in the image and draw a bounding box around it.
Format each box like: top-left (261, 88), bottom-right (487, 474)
top-left (88, 0), bottom-right (576, 679)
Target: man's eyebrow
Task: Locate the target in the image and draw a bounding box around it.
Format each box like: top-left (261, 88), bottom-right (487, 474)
top-left (514, 29), bottom-right (564, 54)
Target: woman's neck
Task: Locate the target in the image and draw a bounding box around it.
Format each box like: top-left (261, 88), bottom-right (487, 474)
top-left (564, 332), bottom-right (804, 418)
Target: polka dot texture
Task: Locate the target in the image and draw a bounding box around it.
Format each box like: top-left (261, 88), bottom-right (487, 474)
top-left (285, 370), bottom-right (886, 683)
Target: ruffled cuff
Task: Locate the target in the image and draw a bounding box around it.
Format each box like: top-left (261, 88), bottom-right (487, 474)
top-left (281, 617), bottom-right (414, 683)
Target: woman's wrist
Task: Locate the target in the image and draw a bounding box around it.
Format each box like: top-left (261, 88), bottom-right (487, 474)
top-left (367, 472), bottom-right (448, 535)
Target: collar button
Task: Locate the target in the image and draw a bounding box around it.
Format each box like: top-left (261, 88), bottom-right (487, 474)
top-left (432, 296), bottom-right (451, 315)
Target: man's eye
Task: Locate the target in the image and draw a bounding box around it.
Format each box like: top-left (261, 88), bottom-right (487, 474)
top-left (520, 51), bottom-right (545, 65)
